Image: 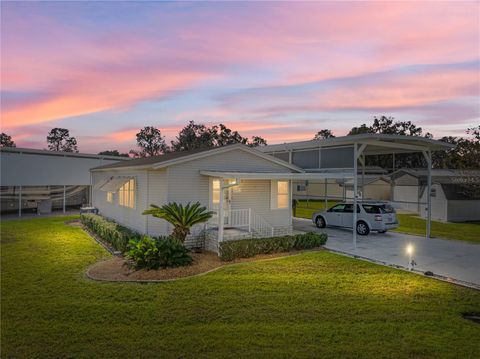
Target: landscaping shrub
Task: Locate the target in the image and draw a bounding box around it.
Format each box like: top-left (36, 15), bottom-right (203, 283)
top-left (80, 213), bottom-right (141, 252)
top-left (219, 232), bottom-right (327, 261)
top-left (127, 235), bottom-right (193, 270)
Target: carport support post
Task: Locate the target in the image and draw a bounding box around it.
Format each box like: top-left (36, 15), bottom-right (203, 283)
top-left (423, 150), bottom-right (432, 239)
top-left (353, 144), bottom-right (358, 249)
top-left (324, 180), bottom-right (327, 210)
top-left (18, 186), bottom-right (22, 217)
top-left (63, 185), bottom-right (66, 214)
top-left (352, 143), bottom-right (367, 250)
top-left (360, 155), bottom-right (366, 199)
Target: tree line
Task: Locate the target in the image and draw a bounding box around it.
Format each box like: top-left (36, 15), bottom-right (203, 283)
top-left (0, 121), bottom-right (268, 158)
top-left (1, 116), bottom-right (479, 169)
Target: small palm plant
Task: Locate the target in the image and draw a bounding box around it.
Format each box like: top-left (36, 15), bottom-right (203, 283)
top-left (143, 202), bottom-right (214, 243)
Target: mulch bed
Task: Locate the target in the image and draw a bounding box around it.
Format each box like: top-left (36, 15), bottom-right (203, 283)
top-left (72, 218), bottom-right (322, 282)
top-left (86, 250), bottom-right (321, 282)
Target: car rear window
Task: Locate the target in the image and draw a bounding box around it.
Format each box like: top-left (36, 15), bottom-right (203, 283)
top-left (362, 205), bottom-right (381, 214)
top-left (380, 205), bottom-right (395, 214)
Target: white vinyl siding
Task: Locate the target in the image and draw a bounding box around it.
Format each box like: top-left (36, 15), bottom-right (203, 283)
top-left (92, 170), bottom-right (147, 234)
top-left (145, 170), bottom-right (169, 236)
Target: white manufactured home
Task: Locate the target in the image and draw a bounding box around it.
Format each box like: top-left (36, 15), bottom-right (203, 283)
top-left (91, 144), bottom-right (309, 252)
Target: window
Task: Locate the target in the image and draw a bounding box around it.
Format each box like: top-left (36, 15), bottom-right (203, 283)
top-left (430, 188), bottom-right (437, 197)
top-left (362, 205), bottom-right (381, 214)
top-left (269, 180), bottom-right (290, 209)
top-left (297, 184), bottom-right (306, 192)
top-left (379, 204), bottom-right (395, 214)
top-left (329, 204), bottom-right (346, 212)
top-left (118, 179), bottom-right (135, 208)
top-left (106, 191), bottom-right (113, 203)
top-left (277, 181), bottom-right (289, 208)
top-left (212, 179), bottom-right (221, 204)
top-left (343, 204), bottom-right (360, 213)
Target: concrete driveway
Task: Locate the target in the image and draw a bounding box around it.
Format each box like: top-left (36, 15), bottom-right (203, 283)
top-left (293, 218), bottom-right (480, 287)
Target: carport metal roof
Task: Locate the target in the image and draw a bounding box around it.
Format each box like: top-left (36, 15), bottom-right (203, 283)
top-left (259, 134), bottom-right (454, 155)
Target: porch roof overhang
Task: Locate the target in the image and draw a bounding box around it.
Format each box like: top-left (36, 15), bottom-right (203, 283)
top-left (95, 176), bottom-right (133, 191)
top-left (200, 170), bottom-right (354, 180)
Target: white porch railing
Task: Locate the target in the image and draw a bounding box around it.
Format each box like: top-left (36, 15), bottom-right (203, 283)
top-left (207, 208), bottom-right (275, 240)
top-left (251, 211), bottom-right (275, 238)
top-left (228, 209), bottom-right (250, 230)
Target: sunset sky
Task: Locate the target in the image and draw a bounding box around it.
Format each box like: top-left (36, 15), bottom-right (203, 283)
top-left (1, 1), bottom-right (479, 153)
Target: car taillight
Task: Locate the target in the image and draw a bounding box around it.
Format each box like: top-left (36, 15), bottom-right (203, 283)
top-left (375, 215), bottom-right (382, 221)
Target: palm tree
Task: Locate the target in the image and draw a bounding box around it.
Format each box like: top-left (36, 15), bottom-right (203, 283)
top-left (143, 202), bottom-right (214, 243)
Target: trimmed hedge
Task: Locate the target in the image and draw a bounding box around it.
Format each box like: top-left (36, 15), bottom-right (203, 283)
top-left (80, 213), bottom-right (141, 253)
top-left (219, 232), bottom-right (328, 261)
top-left (127, 236), bottom-right (193, 270)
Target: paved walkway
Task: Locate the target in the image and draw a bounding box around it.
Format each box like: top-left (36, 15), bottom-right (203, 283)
top-left (293, 218), bottom-right (480, 286)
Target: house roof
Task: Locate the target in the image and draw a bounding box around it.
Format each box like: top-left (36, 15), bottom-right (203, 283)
top-left (91, 144), bottom-right (303, 172)
top-left (440, 183), bottom-right (480, 200)
top-left (92, 146), bottom-right (215, 170)
top-left (259, 134), bottom-right (455, 155)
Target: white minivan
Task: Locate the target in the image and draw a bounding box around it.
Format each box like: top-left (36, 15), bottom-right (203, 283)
top-left (312, 201), bottom-right (399, 235)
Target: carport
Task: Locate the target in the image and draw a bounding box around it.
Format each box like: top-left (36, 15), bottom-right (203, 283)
top-left (260, 134), bottom-right (455, 249)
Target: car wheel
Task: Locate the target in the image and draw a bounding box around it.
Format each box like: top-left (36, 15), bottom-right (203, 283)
top-left (356, 221), bottom-right (370, 235)
top-left (315, 216), bottom-right (326, 228)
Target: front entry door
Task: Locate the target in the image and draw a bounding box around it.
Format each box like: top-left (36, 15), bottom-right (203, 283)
top-left (211, 179), bottom-right (232, 226)
top-left (223, 187), bottom-right (232, 226)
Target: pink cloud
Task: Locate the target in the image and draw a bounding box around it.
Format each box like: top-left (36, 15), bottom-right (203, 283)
top-left (219, 63), bottom-right (479, 117)
top-left (2, 69), bottom-right (211, 128)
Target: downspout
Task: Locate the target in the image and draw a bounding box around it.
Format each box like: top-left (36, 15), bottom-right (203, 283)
top-left (422, 150), bottom-right (432, 238)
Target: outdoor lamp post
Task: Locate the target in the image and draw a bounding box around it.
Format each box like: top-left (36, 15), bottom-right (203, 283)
top-left (406, 244), bottom-right (415, 270)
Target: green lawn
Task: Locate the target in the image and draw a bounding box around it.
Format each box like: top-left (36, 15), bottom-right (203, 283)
top-left (1, 216), bottom-right (480, 358)
top-left (294, 200), bottom-right (480, 244)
